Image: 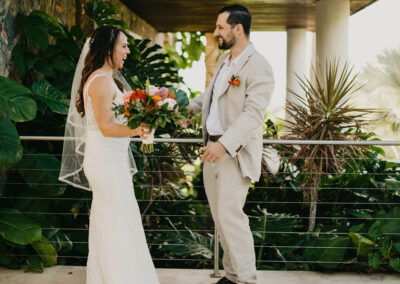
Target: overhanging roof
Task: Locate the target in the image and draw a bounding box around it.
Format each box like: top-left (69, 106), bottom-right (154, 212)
top-left (121, 0), bottom-right (377, 32)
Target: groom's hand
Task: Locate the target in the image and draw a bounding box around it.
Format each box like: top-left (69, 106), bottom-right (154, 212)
top-left (200, 141), bottom-right (226, 163)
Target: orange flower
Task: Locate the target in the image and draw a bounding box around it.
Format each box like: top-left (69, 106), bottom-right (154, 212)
top-left (123, 103), bottom-right (130, 111)
top-left (124, 111), bottom-right (131, 117)
top-left (229, 74), bottom-right (240, 87)
top-left (126, 88), bottom-right (147, 103)
top-left (153, 95), bottom-right (162, 103)
top-left (232, 79), bottom-right (240, 86)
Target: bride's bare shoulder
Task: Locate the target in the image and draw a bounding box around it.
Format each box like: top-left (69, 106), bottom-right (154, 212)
top-left (86, 71), bottom-right (114, 98)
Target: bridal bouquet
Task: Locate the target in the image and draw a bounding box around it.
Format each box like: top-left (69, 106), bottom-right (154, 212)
top-left (113, 81), bottom-right (190, 153)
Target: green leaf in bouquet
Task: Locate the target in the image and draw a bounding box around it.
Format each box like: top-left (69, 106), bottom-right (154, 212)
top-left (175, 89), bottom-right (189, 106)
top-left (130, 76), bottom-right (145, 89)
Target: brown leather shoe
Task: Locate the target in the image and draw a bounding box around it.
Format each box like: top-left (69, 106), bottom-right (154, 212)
top-left (215, 276), bottom-right (236, 284)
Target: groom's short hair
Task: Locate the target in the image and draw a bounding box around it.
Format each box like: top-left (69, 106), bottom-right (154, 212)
top-left (218, 5), bottom-right (252, 36)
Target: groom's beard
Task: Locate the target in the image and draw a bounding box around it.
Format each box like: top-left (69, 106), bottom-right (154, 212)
top-left (217, 35), bottom-right (235, 50)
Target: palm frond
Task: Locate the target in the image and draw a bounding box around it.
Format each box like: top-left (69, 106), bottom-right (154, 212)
top-left (283, 59), bottom-right (375, 231)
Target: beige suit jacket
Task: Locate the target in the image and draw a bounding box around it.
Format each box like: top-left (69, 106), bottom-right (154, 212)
top-left (189, 44), bottom-right (274, 181)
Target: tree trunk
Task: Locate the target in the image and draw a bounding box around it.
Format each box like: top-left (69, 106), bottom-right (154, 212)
top-left (308, 175), bottom-right (320, 231)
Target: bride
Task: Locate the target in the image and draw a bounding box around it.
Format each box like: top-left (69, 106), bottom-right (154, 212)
top-left (59, 25), bottom-right (160, 283)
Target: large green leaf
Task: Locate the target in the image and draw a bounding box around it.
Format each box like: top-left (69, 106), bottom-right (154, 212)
top-left (0, 208), bottom-right (42, 245)
top-left (52, 54), bottom-right (76, 73)
top-left (348, 232), bottom-right (375, 257)
top-left (17, 152), bottom-right (67, 196)
top-left (30, 10), bottom-right (67, 39)
top-left (31, 79), bottom-right (69, 114)
top-left (368, 252), bottom-right (380, 270)
top-left (162, 228), bottom-right (214, 259)
top-left (250, 207), bottom-right (302, 244)
top-left (16, 14), bottom-right (49, 50)
top-left (31, 236), bottom-right (58, 267)
top-left (175, 89), bottom-right (189, 106)
top-left (0, 76), bottom-right (36, 122)
top-left (379, 207), bottom-right (400, 234)
top-left (12, 44), bottom-right (36, 76)
top-left (84, 0), bottom-right (128, 28)
top-left (27, 256), bottom-right (43, 272)
top-left (389, 258), bottom-right (400, 272)
top-left (304, 236), bottom-right (352, 269)
top-left (367, 220), bottom-right (382, 241)
top-left (0, 118), bottom-right (23, 167)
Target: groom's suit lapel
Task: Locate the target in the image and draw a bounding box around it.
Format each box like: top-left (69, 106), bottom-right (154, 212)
top-left (218, 45), bottom-right (254, 100)
top-left (203, 54), bottom-right (228, 119)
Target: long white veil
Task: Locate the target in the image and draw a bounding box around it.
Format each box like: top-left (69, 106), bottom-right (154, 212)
top-left (59, 38), bottom-right (137, 190)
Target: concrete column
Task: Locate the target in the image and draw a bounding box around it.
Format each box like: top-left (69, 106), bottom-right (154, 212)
top-left (205, 33), bottom-right (221, 87)
top-left (286, 29), bottom-right (307, 106)
top-left (316, 0), bottom-right (350, 72)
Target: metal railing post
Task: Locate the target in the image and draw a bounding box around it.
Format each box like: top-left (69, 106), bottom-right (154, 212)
top-left (212, 227), bottom-right (222, 278)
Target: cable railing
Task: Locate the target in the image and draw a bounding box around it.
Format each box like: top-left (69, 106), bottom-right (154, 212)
top-left (1, 136), bottom-right (400, 276)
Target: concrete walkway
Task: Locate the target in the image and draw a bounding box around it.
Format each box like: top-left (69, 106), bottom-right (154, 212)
top-left (0, 266), bottom-right (399, 284)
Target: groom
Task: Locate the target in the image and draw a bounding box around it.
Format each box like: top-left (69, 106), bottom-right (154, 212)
top-left (188, 5), bottom-right (274, 284)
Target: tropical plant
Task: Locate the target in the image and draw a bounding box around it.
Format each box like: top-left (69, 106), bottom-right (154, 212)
top-left (123, 39), bottom-right (182, 89)
top-left (250, 206), bottom-right (303, 269)
top-left (0, 77), bottom-right (36, 167)
top-left (354, 45), bottom-right (400, 157)
top-left (0, 0), bottom-right (201, 271)
top-left (84, 0), bottom-right (128, 29)
top-left (348, 207), bottom-right (400, 272)
top-left (283, 60), bottom-right (373, 231)
top-left (165, 32), bottom-right (206, 70)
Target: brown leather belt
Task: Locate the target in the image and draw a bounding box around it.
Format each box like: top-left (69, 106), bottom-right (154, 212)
top-left (209, 135), bottom-right (222, 142)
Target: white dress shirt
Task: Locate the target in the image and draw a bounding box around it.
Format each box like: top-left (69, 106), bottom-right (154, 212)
top-left (206, 43), bottom-right (252, 136)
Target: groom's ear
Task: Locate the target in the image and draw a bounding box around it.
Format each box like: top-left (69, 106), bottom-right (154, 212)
top-left (235, 23), bottom-right (244, 35)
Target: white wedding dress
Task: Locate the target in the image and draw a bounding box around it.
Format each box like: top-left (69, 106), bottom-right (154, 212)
top-left (82, 74), bottom-right (160, 284)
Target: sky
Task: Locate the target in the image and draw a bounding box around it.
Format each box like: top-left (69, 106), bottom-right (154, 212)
top-left (180, 0), bottom-right (400, 120)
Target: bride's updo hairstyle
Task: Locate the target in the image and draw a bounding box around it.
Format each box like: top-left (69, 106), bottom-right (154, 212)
top-left (76, 25), bottom-right (125, 117)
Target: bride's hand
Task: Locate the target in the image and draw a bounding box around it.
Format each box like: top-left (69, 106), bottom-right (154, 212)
top-left (133, 124), bottom-right (151, 139)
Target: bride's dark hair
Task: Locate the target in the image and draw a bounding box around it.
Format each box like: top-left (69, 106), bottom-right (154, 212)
top-left (76, 25), bottom-right (125, 117)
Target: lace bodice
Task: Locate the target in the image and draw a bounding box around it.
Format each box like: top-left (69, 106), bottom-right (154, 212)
top-left (84, 74), bottom-right (126, 130)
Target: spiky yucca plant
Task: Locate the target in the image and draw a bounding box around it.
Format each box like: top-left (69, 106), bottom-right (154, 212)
top-left (283, 60), bottom-right (373, 231)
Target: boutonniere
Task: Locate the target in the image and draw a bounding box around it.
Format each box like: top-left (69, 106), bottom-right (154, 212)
top-left (228, 74), bottom-right (240, 87)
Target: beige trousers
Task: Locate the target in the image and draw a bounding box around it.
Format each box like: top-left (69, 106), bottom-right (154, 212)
top-left (203, 153), bottom-right (257, 284)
